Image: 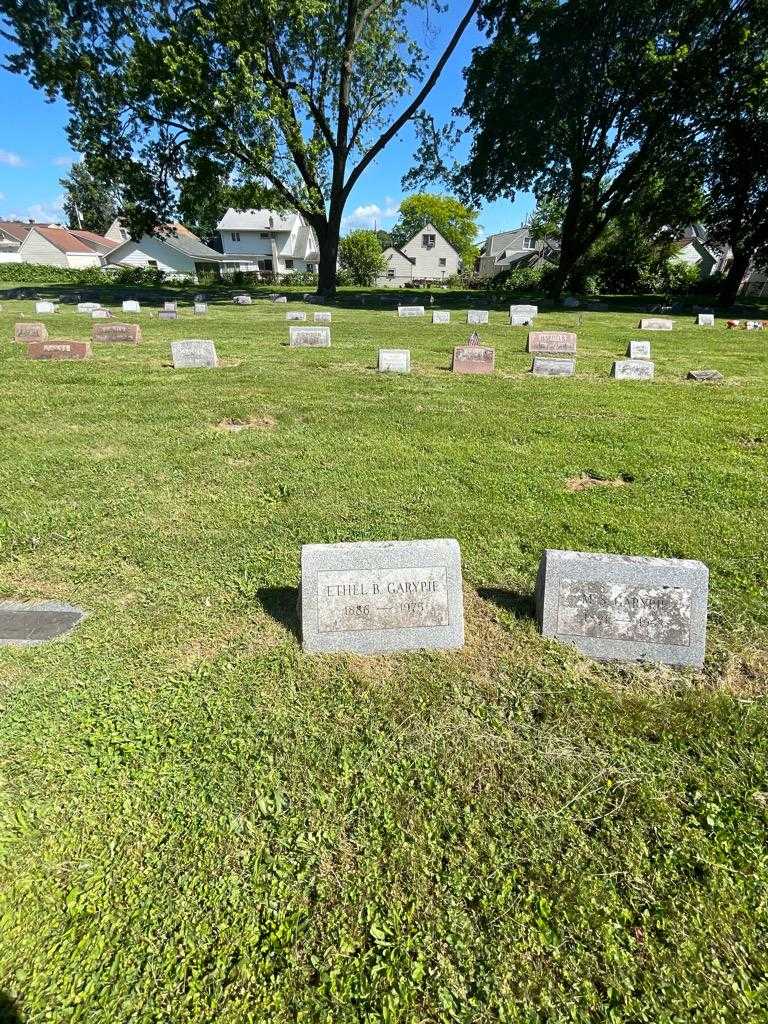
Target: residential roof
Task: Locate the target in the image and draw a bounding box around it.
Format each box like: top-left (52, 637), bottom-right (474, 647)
top-left (383, 246), bottom-right (416, 265)
top-left (24, 225), bottom-right (114, 254)
top-left (402, 222), bottom-right (460, 256)
top-left (157, 228), bottom-right (224, 262)
top-left (0, 220), bottom-right (45, 243)
top-left (217, 208), bottom-right (299, 232)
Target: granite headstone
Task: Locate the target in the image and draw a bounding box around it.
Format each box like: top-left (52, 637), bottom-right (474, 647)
top-left (688, 369), bottom-right (724, 382)
top-left (398, 306), bottom-right (425, 317)
top-left (289, 326), bottom-right (331, 348)
top-left (639, 317), bottom-right (673, 331)
top-left (696, 313), bottom-right (715, 327)
top-left (432, 311), bottom-right (451, 324)
top-left (14, 322), bottom-right (48, 343)
top-left (378, 349), bottom-right (411, 373)
top-left (531, 357), bottom-right (575, 377)
top-left (627, 340), bottom-right (651, 359)
top-left (527, 331), bottom-right (577, 354)
top-left (467, 310), bottom-right (489, 325)
top-left (92, 322), bottom-right (141, 344)
top-left (611, 359), bottom-right (654, 380)
top-left (26, 340), bottom-right (91, 360)
top-left (171, 339), bottom-right (218, 368)
top-left (0, 600), bottom-right (86, 646)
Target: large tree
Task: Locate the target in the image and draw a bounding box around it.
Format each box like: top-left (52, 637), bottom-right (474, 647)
top-left (391, 193), bottom-right (480, 266)
top-left (412, 0), bottom-right (741, 296)
top-left (1, 0), bottom-right (480, 295)
top-left (59, 161), bottom-right (120, 234)
top-left (339, 229), bottom-right (386, 285)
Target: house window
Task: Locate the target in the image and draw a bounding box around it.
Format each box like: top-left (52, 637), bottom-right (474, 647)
top-left (260, 232), bottom-right (271, 238)
top-left (258, 258), bottom-right (273, 271)
top-left (422, 233), bottom-right (436, 248)
top-left (284, 258), bottom-right (294, 270)
top-left (387, 269), bottom-right (395, 279)
top-left (147, 259), bottom-right (158, 268)
top-left (230, 231), bottom-right (240, 242)
top-left (306, 264), bottom-right (314, 272)
top-left (439, 257), bottom-right (447, 267)
top-left (120, 228), bottom-right (129, 240)
top-left (523, 236), bottom-right (534, 249)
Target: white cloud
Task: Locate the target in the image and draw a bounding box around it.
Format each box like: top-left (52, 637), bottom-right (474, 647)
top-left (342, 198), bottom-right (401, 230)
top-left (52, 155), bottom-right (74, 167)
top-left (0, 150), bottom-right (24, 168)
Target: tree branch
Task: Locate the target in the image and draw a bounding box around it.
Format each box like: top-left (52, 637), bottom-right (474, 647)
top-left (343, 0), bottom-right (481, 200)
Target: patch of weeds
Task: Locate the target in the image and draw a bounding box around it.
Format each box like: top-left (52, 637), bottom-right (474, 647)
top-left (566, 470), bottom-right (635, 491)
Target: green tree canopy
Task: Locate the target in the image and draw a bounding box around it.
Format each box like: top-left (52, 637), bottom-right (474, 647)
top-left (338, 229), bottom-right (386, 286)
top-left (1, 0), bottom-right (480, 295)
top-left (59, 162), bottom-right (119, 235)
top-left (391, 194), bottom-right (479, 266)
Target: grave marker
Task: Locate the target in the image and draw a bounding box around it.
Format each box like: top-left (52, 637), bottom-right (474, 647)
top-left (233, 294), bottom-right (252, 305)
top-left (378, 349), bottom-right (410, 373)
top-left (164, 301), bottom-right (178, 312)
top-left (531, 357), bottom-right (575, 377)
top-left (314, 312), bottom-right (332, 323)
top-left (92, 309), bottom-right (111, 319)
top-left (452, 333), bottom-right (495, 374)
top-left (194, 303), bottom-right (208, 315)
top-left (611, 359), bottom-right (654, 381)
top-left (627, 340), bottom-right (651, 359)
top-left (159, 310), bottom-right (178, 320)
top-left (14, 322), bottom-right (48, 343)
top-left (35, 301), bottom-right (55, 314)
top-left (171, 339), bottom-right (218, 368)
top-left (688, 369), bottom-right (724, 382)
top-left (527, 331), bottom-right (577, 354)
top-left (289, 326), bottom-right (331, 348)
top-left (535, 548), bottom-right (708, 668)
top-left (122, 300), bottom-right (141, 313)
top-left (639, 317), bottom-right (673, 331)
top-left (510, 304), bottom-right (538, 321)
top-left (0, 601), bottom-right (86, 647)
top-left (92, 322), bottom-right (141, 344)
top-left (300, 538), bottom-right (465, 654)
top-left (77, 302), bottom-right (101, 313)
top-left (398, 305), bottom-right (425, 317)
top-left (26, 340), bottom-right (91, 360)
top-left (286, 311), bottom-right (307, 321)
top-left (696, 313), bottom-right (715, 327)
top-left (432, 311), bottom-right (451, 324)
top-left (467, 310), bottom-right (489, 325)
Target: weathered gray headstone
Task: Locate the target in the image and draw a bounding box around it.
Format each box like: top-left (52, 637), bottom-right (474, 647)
top-left (286, 311), bottom-right (307, 321)
top-left (233, 294), bottom-right (252, 305)
top-left (194, 303), bottom-right (208, 315)
top-left (314, 311), bottom-right (332, 323)
top-left (159, 310), bottom-right (178, 320)
top-left (509, 315), bottom-right (534, 326)
top-left (611, 359), bottom-right (654, 380)
top-left (378, 349), bottom-right (410, 373)
top-left (398, 305), bottom-right (425, 317)
top-left (92, 309), bottom-right (111, 319)
top-left (535, 548), bottom-right (708, 668)
top-left (0, 600), bottom-right (86, 646)
top-left (164, 301), bottom-right (178, 312)
top-left (92, 322), bottom-right (141, 344)
top-left (687, 369), bottom-right (724, 382)
top-left (275, 296), bottom-right (288, 303)
top-left (432, 311), bottom-right (451, 324)
top-left (527, 331), bottom-right (577, 354)
top-left (289, 326), bottom-right (331, 348)
top-left (510, 304), bottom-right (538, 321)
top-left (300, 538), bottom-right (465, 654)
top-left (14, 322), bottom-right (48, 343)
top-left (639, 317), bottom-right (673, 331)
top-left (77, 302), bottom-right (101, 314)
top-left (35, 301), bottom-right (55, 314)
top-left (627, 340), bottom-right (651, 359)
top-left (696, 313), bottom-right (715, 327)
top-left (531, 357), bottom-right (575, 377)
top-left (171, 339), bottom-right (218, 368)
top-left (467, 310), bottom-right (489, 325)
top-left (122, 300), bottom-right (141, 313)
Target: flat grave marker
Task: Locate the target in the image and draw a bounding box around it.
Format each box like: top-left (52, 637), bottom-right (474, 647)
top-left (510, 304), bottom-right (538, 321)
top-left (527, 331), bottom-right (577, 355)
top-left (14, 322), bottom-right (48, 343)
top-left (378, 348), bottom-right (411, 373)
top-left (286, 311), bottom-right (307, 321)
top-left (35, 301), bottom-right (55, 315)
top-left (467, 310), bottom-right (489, 325)
top-left (432, 311), bottom-right (451, 324)
top-left (535, 548), bottom-right (708, 668)
top-left (696, 313), bottom-right (715, 327)
top-left (92, 309), bottom-right (111, 319)
top-left (122, 300), bottom-right (141, 313)
top-left (531, 356), bottom-right (575, 377)
top-left (627, 340), bottom-right (651, 359)
top-left (171, 339), bottom-right (218, 368)
top-left (398, 305), bottom-right (425, 317)
top-left (164, 301), bottom-right (178, 312)
top-left (0, 600), bottom-right (86, 646)
top-left (314, 312), bottom-right (332, 323)
top-left (159, 310), bottom-right (178, 320)
top-left (26, 339), bottom-right (91, 361)
top-left (77, 302), bottom-right (101, 314)
top-left (233, 294), bottom-right (252, 305)
top-left (289, 326), bottom-right (331, 348)
top-left (300, 538), bottom-right (465, 654)
top-left (639, 317), bottom-right (673, 331)
top-left (688, 369), bottom-right (724, 382)
top-left (194, 303), bottom-right (208, 315)
top-left (92, 322), bottom-right (142, 344)
top-left (611, 359), bottom-right (654, 381)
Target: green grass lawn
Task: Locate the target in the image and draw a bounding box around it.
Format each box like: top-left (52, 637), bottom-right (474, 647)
top-left (0, 286), bottom-right (767, 1023)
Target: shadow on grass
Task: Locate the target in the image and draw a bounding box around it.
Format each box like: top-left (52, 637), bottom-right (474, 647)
top-left (0, 993), bottom-right (22, 1024)
top-left (477, 587), bottom-right (536, 621)
top-left (257, 586), bottom-right (301, 640)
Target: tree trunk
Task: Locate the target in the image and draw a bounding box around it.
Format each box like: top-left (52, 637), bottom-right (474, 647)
top-left (718, 245), bottom-right (751, 308)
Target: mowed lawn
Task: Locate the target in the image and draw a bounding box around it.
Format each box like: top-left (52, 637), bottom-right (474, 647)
top-left (0, 287), bottom-right (767, 1023)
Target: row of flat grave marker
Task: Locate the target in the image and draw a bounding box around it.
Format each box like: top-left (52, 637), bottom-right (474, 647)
top-left (286, 311), bottom-right (334, 323)
top-left (299, 538), bottom-right (709, 667)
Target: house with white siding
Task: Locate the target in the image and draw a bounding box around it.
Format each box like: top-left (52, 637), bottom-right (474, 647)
top-left (214, 209), bottom-right (320, 276)
top-left (376, 223), bottom-right (460, 287)
top-left (104, 220), bottom-right (224, 279)
top-left (476, 227), bottom-right (559, 279)
top-left (16, 225), bottom-right (114, 269)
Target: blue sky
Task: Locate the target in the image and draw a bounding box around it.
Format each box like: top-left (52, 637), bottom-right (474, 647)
top-left (0, 6), bottom-right (534, 240)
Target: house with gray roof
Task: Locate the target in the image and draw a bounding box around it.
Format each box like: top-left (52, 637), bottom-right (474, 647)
top-left (104, 219), bottom-right (224, 279)
top-left (476, 227), bottom-right (559, 279)
top-left (214, 208), bottom-right (320, 276)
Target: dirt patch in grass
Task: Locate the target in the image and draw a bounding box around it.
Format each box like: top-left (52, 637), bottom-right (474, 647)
top-left (566, 471), bottom-right (635, 491)
top-left (739, 435), bottom-right (766, 448)
top-left (719, 649), bottom-right (768, 697)
top-left (214, 415), bottom-right (277, 433)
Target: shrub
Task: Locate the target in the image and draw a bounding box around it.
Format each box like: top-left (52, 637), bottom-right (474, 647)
top-left (338, 230), bottom-right (386, 286)
top-left (0, 262), bottom-right (107, 285)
